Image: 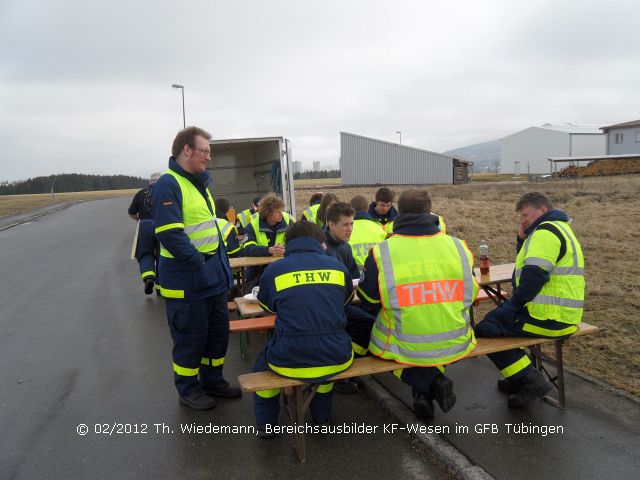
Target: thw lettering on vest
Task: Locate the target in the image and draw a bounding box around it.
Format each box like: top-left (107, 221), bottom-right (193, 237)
top-left (396, 280), bottom-right (464, 306)
top-left (353, 243), bottom-right (377, 256)
top-left (275, 269), bottom-right (344, 291)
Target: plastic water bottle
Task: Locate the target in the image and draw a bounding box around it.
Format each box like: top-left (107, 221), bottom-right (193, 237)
top-left (479, 240), bottom-right (490, 276)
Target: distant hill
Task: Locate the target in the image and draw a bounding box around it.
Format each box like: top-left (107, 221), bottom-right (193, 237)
top-left (0, 174), bottom-right (147, 196)
top-left (445, 139), bottom-right (501, 172)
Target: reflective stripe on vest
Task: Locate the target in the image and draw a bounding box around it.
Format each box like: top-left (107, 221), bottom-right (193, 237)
top-left (159, 170), bottom-right (219, 258)
top-left (349, 219), bottom-right (387, 270)
top-left (303, 204), bottom-right (320, 224)
top-left (237, 209), bottom-right (256, 229)
top-left (515, 220), bottom-right (585, 324)
top-left (369, 234), bottom-right (477, 366)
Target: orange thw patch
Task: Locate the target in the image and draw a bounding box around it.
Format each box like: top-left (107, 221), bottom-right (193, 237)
top-left (396, 280), bottom-right (464, 306)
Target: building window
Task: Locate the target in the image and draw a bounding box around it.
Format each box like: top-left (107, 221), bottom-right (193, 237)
top-left (614, 133), bottom-right (624, 144)
top-left (635, 131), bottom-right (640, 142)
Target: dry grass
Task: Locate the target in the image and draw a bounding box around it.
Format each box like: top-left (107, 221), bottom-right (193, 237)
top-left (294, 178), bottom-right (342, 187)
top-left (295, 175), bottom-right (640, 396)
top-left (0, 189), bottom-right (139, 218)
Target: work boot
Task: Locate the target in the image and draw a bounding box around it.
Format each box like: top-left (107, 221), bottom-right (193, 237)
top-left (257, 425), bottom-right (276, 439)
top-left (204, 380), bottom-right (242, 398)
top-left (497, 376), bottom-right (526, 395)
top-left (179, 390), bottom-right (216, 410)
top-left (144, 278), bottom-right (155, 295)
top-left (429, 375), bottom-right (456, 413)
top-left (413, 393), bottom-right (435, 421)
top-left (333, 379), bottom-right (359, 394)
top-left (507, 370), bottom-right (553, 408)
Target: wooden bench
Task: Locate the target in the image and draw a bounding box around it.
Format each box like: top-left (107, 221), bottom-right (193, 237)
top-left (238, 322), bottom-right (598, 463)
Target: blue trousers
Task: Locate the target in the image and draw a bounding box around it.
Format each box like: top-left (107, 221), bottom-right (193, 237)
top-left (475, 307), bottom-right (575, 380)
top-left (136, 219), bottom-right (158, 282)
top-left (253, 348), bottom-right (333, 427)
top-left (345, 304), bottom-right (375, 357)
top-left (165, 292), bottom-right (230, 396)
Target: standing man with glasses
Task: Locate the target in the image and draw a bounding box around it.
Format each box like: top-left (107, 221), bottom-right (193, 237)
top-left (152, 126), bottom-right (241, 410)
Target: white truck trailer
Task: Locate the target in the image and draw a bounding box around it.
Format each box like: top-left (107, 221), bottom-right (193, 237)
top-left (207, 136), bottom-right (296, 217)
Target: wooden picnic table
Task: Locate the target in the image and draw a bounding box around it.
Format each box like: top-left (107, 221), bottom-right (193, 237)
top-left (473, 262), bottom-right (515, 304)
top-left (228, 256), bottom-right (283, 269)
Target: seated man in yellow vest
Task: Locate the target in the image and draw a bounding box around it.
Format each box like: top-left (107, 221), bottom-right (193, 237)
top-left (476, 192), bottom-right (585, 408)
top-left (242, 193), bottom-right (295, 293)
top-left (358, 189), bottom-right (478, 420)
top-left (253, 221), bottom-right (354, 437)
top-left (348, 195), bottom-right (388, 274)
top-left (301, 192), bottom-right (323, 223)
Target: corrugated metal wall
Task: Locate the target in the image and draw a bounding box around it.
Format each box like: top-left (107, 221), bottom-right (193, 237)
top-left (501, 127), bottom-right (570, 174)
top-left (340, 132), bottom-right (453, 185)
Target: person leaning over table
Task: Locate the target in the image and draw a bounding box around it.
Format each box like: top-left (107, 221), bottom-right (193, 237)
top-left (301, 191), bottom-right (323, 223)
top-left (357, 188), bottom-right (478, 420)
top-left (252, 221), bottom-right (354, 438)
top-left (235, 196), bottom-right (261, 239)
top-left (152, 126), bottom-right (240, 411)
top-left (241, 193), bottom-right (295, 293)
top-left (475, 191), bottom-right (585, 408)
top-left (324, 201), bottom-right (377, 394)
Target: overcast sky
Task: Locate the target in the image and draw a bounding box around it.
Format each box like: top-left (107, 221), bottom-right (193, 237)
top-left (0, 0), bottom-right (637, 182)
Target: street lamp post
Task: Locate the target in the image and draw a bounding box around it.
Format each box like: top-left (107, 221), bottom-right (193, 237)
top-left (171, 84), bottom-right (185, 128)
top-left (396, 131), bottom-right (402, 145)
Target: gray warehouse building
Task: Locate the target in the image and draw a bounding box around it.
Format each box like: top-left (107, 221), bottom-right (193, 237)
top-left (340, 132), bottom-right (471, 185)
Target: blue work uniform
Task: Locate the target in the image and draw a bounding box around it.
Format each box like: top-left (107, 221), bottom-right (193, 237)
top-left (253, 237), bottom-right (354, 427)
top-left (152, 157), bottom-right (234, 397)
top-left (128, 187), bottom-right (158, 284)
top-left (242, 213), bottom-right (295, 284)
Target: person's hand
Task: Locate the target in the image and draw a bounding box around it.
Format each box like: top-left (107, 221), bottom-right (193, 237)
top-left (272, 244), bottom-right (286, 256)
top-left (518, 219), bottom-right (528, 239)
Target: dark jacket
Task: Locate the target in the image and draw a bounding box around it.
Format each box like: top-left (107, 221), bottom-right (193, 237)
top-left (152, 157), bottom-right (233, 300)
top-left (324, 228), bottom-right (361, 279)
top-left (257, 237), bottom-right (354, 382)
top-left (128, 187), bottom-right (154, 220)
top-left (358, 212), bottom-right (441, 314)
top-left (368, 201), bottom-right (399, 225)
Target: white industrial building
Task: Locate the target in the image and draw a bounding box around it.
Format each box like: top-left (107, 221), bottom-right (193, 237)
top-left (500, 124), bottom-right (606, 175)
top-left (601, 119), bottom-right (640, 155)
top-left (340, 132), bottom-right (471, 185)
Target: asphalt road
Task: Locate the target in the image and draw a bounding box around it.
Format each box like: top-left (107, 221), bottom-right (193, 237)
top-left (0, 198), bottom-right (451, 480)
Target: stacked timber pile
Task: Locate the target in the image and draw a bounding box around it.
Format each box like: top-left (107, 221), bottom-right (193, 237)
top-left (554, 159), bottom-right (640, 178)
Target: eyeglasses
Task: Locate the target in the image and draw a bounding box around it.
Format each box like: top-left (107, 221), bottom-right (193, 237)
top-left (189, 145), bottom-right (211, 155)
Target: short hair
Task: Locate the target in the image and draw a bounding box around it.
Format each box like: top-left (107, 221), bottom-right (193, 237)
top-left (316, 192), bottom-right (339, 225)
top-left (515, 192), bottom-right (554, 212)
top-left (326, 202), bottom-right (355, 225)
top-left (309, 192), bottom-right (323, 205)
top-left (398, 189), bottom-right (432, 214)
top-left (258, 193), bottom-right (284, 220)
top-left (171, 126), bottom-right (211, 157)
top-left (375, 187), bottom-right (395, 203)
top-left (285, 221), bottom-right (325, 244)
top-left (350, 195), bottom-right (368, 212)
top-left (149, 172), bottom-right (162, 185)
top-left (252, 196), bottom-right (262, 206)
top-left (216, 197), bottom-right (231, 213)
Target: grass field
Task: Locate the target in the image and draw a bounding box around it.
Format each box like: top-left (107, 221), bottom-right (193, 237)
top-left (0, 189), bottom-right (139, 218)
top-left (294, 178), bottom-right (342, 187)
top-left (296, 175), bottom-right (640, 396)
top-left (3, 176), bottom-right (639, 396)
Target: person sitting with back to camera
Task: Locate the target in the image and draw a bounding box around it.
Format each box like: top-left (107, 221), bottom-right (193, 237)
top-left (252, 221), bottom-right (355, 438)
